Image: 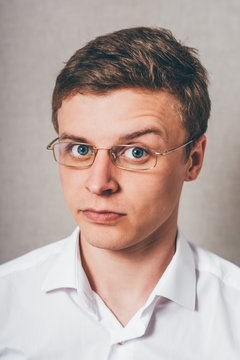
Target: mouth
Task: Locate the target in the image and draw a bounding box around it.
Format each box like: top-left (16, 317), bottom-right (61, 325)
top-left (81, 209), bottom-right (126, 223)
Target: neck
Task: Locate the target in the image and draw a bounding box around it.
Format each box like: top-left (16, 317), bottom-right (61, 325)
top-left (80, 223), bottom-right (177, 326)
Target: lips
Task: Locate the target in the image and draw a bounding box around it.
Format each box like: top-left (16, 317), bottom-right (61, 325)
top-left (81, 209), bottom-right (126, 223)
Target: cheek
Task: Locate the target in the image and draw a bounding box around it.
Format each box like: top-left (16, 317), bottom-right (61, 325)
top-left (127, 165), bottom-right (185, 216)
top-left (59, 167), bottom-right (84, 207)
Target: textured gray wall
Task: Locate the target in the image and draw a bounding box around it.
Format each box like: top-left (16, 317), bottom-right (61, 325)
top-left (0, 0), bottom-right (239, 265)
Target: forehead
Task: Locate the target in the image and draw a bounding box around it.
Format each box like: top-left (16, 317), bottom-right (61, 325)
top-left (57, 89), bottom-right (184, 144)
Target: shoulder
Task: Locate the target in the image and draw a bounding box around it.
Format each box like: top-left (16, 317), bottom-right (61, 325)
top-left (188, 241), bottom-right (240, 291)
top-left (0, 236), bottom-right (71, 280)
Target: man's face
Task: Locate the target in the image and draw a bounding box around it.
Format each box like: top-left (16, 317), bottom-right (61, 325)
top-left (58, 89), bottom-right (191, 252)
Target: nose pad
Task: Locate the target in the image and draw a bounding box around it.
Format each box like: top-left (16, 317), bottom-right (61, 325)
top-left (110, 150), bottom-right (117, 162)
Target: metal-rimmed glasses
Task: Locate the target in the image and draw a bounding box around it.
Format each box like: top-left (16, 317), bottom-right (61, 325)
top-left (46, 137), bottom-right (195, 171)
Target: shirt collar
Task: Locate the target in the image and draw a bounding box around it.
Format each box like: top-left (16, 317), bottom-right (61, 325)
top-left (42, 228), bottom-right (196, 312)
top-left (151, 231), bottom-right (196, 310)
top-left (41, 227), bottom-right (79, 292)
top-left (41, 227), bottom-right (99, 317)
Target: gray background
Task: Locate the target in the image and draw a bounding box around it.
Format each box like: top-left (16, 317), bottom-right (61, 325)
top-left (0, 0), bottom-right (239, 265)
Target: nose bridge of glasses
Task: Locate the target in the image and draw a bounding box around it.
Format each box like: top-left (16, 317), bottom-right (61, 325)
top-left (92, 147), bottom-right (117, 165)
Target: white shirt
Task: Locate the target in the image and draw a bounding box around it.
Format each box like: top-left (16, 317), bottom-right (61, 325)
top-left (0, 228), bottom-right (239, 359)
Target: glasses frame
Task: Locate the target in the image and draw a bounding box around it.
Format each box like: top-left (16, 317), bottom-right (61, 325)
top-left (47, 137), bottom-right (196, 171)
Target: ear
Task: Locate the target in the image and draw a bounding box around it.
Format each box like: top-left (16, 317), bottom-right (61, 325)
top-left (184, 134), bottom-right (207, 182)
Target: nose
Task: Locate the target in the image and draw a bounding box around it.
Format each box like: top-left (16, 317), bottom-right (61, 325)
top-left (85, 150), bottom-right (119, 195)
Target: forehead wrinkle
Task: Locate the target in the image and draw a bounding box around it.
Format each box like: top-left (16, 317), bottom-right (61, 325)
top-left (118, 127), bottom-right (168, 143)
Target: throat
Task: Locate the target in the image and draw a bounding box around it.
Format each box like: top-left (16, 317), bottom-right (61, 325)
top-left (80, 239), bottom-right (176, 328)
top-left (79, 229), bottom-right (176, 327)
top-left (95, 288), bottom-right (153, 327)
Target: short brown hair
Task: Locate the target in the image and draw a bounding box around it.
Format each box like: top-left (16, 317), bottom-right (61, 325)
top-left (52, 27), bottom-right (211, 144)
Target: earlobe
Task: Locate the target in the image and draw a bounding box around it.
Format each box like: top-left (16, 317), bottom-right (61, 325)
top-left (184, 135), bottom-right (207, 182)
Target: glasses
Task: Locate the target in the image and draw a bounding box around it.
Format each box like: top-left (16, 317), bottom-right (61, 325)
top-left (47, 137), bottom-right (195, 171)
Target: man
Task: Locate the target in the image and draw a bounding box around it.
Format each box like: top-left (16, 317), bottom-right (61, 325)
top-left (0, 27), bottom-right (239, 359)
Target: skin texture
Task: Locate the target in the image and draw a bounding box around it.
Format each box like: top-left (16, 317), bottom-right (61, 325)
top-left (57, 88), bottom-right (206, 325)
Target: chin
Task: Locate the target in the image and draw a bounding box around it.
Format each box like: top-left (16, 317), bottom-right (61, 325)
top-left (79, 222), bottom-right (137, 251)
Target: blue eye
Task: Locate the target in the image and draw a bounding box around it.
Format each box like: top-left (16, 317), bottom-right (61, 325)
top-left (78, 145), bottom-right (88, 155)
top-left (71, 144), bottom-right (92, 157)
top-left (125, 147), bottom-right (146, 159)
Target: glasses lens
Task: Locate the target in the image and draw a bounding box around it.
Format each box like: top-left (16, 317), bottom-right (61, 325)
top-left (53, 143), bottom-right (95, 168)
top-left (112, 145), bottom-right (157, 170)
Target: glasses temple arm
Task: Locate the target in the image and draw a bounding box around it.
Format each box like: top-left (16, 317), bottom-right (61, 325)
top-left (46, 137), bottom-right (59, 150)
top-left (156, 137), bottom-right (198, 156)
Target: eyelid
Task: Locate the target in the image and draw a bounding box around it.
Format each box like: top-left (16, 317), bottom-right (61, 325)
top-left (120, 142), bottom-right (150, 148)
top-left (125, 143), bottom-right (157, 154)
top-left (64, 142), bottom-right (93, 147)
top-left (62, 141), bottom-right (154, 152)
top-left (64, 142), bottom-right (93, 151)
top-left (112, 143), bottom-right (149, 151)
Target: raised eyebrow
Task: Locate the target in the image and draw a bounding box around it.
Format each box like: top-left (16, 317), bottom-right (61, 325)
top-left (118, 128), bottom-right (164, 142)
top-left (59, 128), bottom-right (164, 143)
top-left (59, 133), bottom-right (89, 143)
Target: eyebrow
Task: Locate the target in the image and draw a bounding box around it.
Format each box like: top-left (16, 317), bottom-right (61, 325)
top-left (59, 128), bottom-right (164, 144)
top-left (59, 133), bottom-right (89, 143)
top-left (118, 128), bottom-right (163, 142)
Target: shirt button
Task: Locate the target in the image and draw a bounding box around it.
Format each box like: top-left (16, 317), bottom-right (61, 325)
top-left (118, 341), bottom-right (124, 345)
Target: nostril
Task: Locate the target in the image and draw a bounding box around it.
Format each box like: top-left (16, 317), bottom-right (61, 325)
top-left (105, 185), bottom-right (119, 194)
